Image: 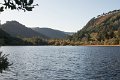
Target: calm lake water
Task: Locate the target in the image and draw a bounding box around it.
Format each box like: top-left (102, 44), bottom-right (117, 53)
top-left (0, 46), bottom-right (120, 80)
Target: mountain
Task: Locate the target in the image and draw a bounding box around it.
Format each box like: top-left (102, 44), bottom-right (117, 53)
top-left (0, 21), bottom-right (46, 38)
top-left (65, 32), bottom-right (75, 35)
top-left (70, 9), bottom-right (120, 45)
top-left (0, 28), bottom-right (11, 45)
top-left (32, 27), bottom-right (68, 39)
top-left (0, 28), bottom-right (26, 45)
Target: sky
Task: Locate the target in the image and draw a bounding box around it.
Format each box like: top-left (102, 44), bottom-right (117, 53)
top-left (0, 0), bottom-right (120, 32)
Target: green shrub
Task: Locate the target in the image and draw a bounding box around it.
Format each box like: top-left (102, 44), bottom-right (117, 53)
top-left (0, 52), bottom-right (11, 73)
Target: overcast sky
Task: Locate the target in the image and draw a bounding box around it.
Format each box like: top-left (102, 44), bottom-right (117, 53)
top-left (0, 0), bottom-right (120, 32)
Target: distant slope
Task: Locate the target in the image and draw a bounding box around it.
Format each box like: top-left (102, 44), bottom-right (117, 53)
top-left (70, 9), bottom-right (120, 45)
top-left (0, 28), bottom-right (26, 45)
top-left (0, 21), bottom-right (46, 38)
top-left (65, 32), bottom-right (75, 35)
top-left (32, 27), bottom-right (68, 39)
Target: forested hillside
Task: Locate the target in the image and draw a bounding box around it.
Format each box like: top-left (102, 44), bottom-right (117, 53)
top-left (32, 27), bottom-right (68, 39)
top-left (0, 29), bottom-right (26, 45)
top-left (0, 21), bottom-right (46, 38)
top-left (69, 9), bottom-right (120, 45)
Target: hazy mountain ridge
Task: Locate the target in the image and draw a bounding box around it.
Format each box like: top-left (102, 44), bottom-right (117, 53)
top-left (0, 21), bottom-right (47, 38)
top-left (32, 27), bottom-right (69, 39)
top-left (65, 32), bottom-right (75, 35)
top-left (0, 21), bottom-right (74, 39)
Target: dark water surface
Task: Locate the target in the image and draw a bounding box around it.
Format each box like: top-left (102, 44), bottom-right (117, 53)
top-left (0, 46), bottom-right (120, 80)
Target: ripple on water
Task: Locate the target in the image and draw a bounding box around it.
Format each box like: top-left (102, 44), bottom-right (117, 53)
top-left (0, 46), bottom-right (120, 80)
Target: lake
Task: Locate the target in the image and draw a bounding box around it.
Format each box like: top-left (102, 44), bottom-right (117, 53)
top-left (0, 46), bottom-right (120, 80)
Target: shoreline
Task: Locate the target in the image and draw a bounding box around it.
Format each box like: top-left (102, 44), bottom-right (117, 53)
top-left (82, 45), bottom-right (120, 47)
top-left (1, 45), bottom-right (120, 47)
